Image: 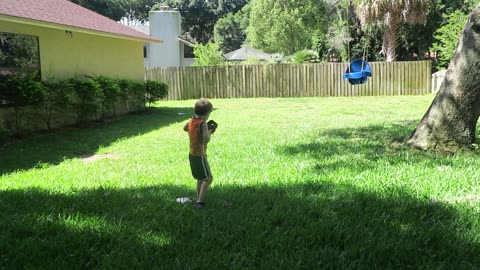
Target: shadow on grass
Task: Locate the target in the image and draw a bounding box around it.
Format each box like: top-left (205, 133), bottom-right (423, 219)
top-left (0, 182), bottom-right (479, 269)
top-left (0, 107), bottom-right (192, 175)
top-left (280, 123), bottom-right (464, 174)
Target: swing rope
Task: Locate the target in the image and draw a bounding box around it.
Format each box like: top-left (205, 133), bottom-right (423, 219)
top-left (346, 0), bottom-right (351, 73)
top-left (360, 23), bottom-right (371, 72)
top-left (343, 0), bottom-right (373, 85)
top-left (345, 0), bottom-right (370, 73)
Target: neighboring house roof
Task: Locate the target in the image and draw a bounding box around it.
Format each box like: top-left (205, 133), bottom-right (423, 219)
top-left (178, 37), bottom-right (195, 47)
top-left (0, 0), bottom-right (161, 43)
top-left (224, 46), bottom-right (271, 61)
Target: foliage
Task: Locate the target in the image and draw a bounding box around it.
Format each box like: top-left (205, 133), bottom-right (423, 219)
top-left (93, 76), bottom-right (121, 117)
top-left (192, 42), bottom-right (225, 66)
top-left (0, 73), bottom-right (44, 136)
top-left (156, 0), bottom-right (250, 43)
top-left (246, 0), bottom-right (330, 55)
top-left (40, 78), bottom-right (74, 130)
top-left (293, 50), bottom-right (321, 64)
top-left (214, 4), bottom-right (251, 54)
top-left (466, 0), bottom-right (480, 11)
top-left (0, 73), bottom-right (43, 107)
top-left (0, 73), bottom-right (171, 142)
top-left (430, 10), bottom-right (468, 69)
top-left (145, 80), bottom-right (169, 106)
top-left (121, 0), bottom-right (159, 25)
top-left (352, 0), bottom-right (430, 61)
top-left (69, 0), bottom-right (161, 24)
top-left (68, 76), bottom-right (103, 124)
top-left (68, 0), bottom-right (126, 21)
top-left (267, 53), bottom-right (291, 64)
top-left (240, 56), bottom-right (264, 65)
top-left (118, 79), bottom-right (145, 113)
top-left (325, 1), bottom-right (364, 62)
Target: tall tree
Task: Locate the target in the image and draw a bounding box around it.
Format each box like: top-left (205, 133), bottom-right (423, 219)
top-left (246, 0), bottom-right (330, 55)
top-left (408, 5), bottom-right (480, 151)
top-left (214, 4), bottom-right (250, 53)
top-left (70, 0), bottom-right (160, 24)
top-left (158, 0), bottom-right (250, 43)
top-left (353, 0), bottom-right (429, 62)
top-left (69, 0), bottom-right (126, 21)
top-left (122, 0), bottom-right (159, 25)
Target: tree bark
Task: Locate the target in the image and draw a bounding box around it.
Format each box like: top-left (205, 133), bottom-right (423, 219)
top-left (408, 7), bottom-right (480, 151)
top-left (382, 13), bottom-right (400, 62)
top-left (382, 23), bottom-right (398, 62)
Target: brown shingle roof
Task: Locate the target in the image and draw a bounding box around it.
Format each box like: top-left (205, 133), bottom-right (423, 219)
top-left (0, 0), bottom-right (160, 43)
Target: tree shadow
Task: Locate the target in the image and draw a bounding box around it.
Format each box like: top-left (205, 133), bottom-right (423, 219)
top-left (0, 182), bottom-right (479, 269)
top-left (0, 107), bottom-right (192, 175)
top-left (280, 122), bottom-right (470, 175)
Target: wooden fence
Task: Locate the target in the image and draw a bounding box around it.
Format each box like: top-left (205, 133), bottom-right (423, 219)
top-left (145, 61), bottom-right (432, 100)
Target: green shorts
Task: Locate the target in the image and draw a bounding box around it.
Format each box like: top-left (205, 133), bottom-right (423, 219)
top-left (189, 154), bottom-right (212, 181)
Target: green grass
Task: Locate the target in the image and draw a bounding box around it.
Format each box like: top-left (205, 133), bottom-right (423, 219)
top-left (1, 96), bottom-right (480, 269)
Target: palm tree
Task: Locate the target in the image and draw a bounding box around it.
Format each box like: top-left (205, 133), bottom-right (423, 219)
top-left (352, 0), bottom-right (429, 62)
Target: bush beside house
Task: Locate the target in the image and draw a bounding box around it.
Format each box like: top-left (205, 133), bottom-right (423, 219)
top-left (0, 73), bottom-right (168, 143)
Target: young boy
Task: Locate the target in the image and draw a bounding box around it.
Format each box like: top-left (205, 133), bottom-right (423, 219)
top-left (183, 98), bottom-right (214, 209)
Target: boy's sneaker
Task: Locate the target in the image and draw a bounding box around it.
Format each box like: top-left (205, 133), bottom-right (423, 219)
top-left (193, 201), bottom-right (205, 209)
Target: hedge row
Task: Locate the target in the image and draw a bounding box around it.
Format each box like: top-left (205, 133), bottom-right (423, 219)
top-left (0, 73), bottom-right (168, 142)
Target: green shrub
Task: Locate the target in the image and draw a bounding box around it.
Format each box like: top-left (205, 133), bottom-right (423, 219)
top-left (0, 74), bottom-right (154, 137)
top-left (193, 42), bottom-right (225, 66)
top-left (69, 76), bottom-right (103, 125)
top-left (430, 10), bottom-right (467, 70)
top-left (93, 76), bottom-right (121, 118)
top-left (118, 79), bottom-right (145, 113)
top-left (293, 50), bottom-right (321, 64)
top-left (145, 80), bottom-right (168, 106)
top-left (40, 78), bottom-right (74, 129)
top-left (0, 73), bottom-right (44, 136)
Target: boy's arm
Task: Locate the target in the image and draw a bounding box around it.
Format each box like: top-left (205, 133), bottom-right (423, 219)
top-left (201, 121), bottom-right (211, 143)
top-left (183, 122), bottom-right (189, 132)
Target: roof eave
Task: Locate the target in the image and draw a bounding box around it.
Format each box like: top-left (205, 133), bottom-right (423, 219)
top-left (0, 14), bottom-right (163, 44)
top-left (177, 37), bottom-right (195, 47)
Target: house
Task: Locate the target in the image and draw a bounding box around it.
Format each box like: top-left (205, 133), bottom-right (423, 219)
top-left (131, 6), bottom-right (195, 68)
top-left (0, 0), bottom-right (162, 81)
top-left (224, 46), bottom-right (271, 61)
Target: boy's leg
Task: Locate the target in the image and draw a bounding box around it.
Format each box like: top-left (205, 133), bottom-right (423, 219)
top-left (196, 181), bottom-right (202, 201)
top-left (197, 177), bottom-right (212, 203)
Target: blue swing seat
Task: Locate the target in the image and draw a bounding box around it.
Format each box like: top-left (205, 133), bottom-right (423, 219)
top-left (343, 59), bottom-right (372, 85)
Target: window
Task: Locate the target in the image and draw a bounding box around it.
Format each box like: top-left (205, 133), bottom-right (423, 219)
top-left (0, 32), bottom-right (41, 76)
top-left (184, 45), bottom-right (194, 58)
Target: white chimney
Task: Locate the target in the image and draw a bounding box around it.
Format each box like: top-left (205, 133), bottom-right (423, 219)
top-left (148, 9), bottom-right (181, 67)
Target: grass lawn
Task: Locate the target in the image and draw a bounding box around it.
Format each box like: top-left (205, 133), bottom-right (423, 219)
top-left (1, 96), bottom-right (480, 269)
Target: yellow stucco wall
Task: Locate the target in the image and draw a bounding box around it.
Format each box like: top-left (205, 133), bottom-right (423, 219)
top-left (1, 21), bottom-right (145, 81)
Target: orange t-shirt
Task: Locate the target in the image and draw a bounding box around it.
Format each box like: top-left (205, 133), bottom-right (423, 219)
top-left (188, 117), bottom-right (207, 156)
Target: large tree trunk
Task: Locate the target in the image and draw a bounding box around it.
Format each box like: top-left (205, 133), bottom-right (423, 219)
top-left (408, 7), bottom-right (480, 151)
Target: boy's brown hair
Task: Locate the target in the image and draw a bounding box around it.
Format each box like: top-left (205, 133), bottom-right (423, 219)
top-left (194, 98), bottom-right (213, 116)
